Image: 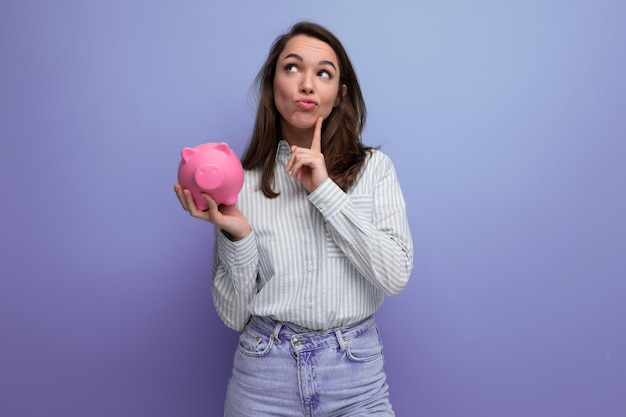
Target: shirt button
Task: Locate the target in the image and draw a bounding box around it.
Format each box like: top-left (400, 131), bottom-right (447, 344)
top-left (292, 336), bottom-right (301, 346)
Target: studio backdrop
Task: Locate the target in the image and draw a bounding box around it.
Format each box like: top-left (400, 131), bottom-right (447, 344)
top-left (1, 1), bottom-right (625, 416)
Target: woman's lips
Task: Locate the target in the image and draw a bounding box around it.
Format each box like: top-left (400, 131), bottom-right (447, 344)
top-left (295, 99), bottom-right (317, 110)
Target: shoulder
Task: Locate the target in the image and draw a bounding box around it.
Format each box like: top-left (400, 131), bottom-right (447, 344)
top-left (349, 148), bottom-right (398, 191)
top-left (367, 148), bottom-right (391, 163)
top-left (363, 148), bottom-right (396, 175)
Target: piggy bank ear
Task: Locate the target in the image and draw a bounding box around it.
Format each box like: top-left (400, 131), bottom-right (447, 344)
top-left (181, 147), bottom-right (197, 162)
top-left (214, 142), bottom-right (230, 155)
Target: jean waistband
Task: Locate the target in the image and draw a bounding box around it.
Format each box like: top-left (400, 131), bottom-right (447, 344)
top-left (246, 315), bottom-right (376, 352)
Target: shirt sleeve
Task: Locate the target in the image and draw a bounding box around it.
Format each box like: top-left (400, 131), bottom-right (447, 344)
top-left (308, 153), bottom-right (414, 295)
top-left (211, 228), bottom-right (258, 331)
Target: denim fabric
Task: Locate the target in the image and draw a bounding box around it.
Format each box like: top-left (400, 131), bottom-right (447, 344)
top-left (224, 315), bottom-right (394, 416)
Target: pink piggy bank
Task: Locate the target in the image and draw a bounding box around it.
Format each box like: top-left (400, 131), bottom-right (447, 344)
top-left (177, 142), bottom-right (244, 210)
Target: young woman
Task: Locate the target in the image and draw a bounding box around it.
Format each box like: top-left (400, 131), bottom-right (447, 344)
top-left (175, 21), bottom-right (413, 416)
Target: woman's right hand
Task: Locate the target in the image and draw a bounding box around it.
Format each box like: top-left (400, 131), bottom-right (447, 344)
top-left (174, 184), bottom-right (251, 241)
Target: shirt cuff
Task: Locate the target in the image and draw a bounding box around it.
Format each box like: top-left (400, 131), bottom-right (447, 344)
top-left (215, 228), bottom-right (257, 268)
top-left (308, 177), bottom-right (348, 218)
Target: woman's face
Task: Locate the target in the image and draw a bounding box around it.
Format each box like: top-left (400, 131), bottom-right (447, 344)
top-left (273, 35), bottom-right (344, 143)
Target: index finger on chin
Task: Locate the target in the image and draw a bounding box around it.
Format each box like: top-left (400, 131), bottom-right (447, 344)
top-left (310, 116), bottom-right (323, 152)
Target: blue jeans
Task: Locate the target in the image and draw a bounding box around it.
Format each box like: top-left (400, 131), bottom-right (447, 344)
top-left (224, 315), bottom-right (394, 416)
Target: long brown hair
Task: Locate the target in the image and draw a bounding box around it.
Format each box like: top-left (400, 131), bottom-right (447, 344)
top-left (241, 21), bottom-right (374, 198)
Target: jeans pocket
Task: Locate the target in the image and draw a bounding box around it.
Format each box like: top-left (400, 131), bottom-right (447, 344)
top-left (345, 325), bottom-right (384, 363)
top-left (237, 326), bottom-right (273, 357)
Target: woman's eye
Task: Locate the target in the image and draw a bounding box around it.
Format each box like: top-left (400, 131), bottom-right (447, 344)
top-left (285, 64), bottom-right (298, 72)
top-left (318, 70), bottom-right (331, 79)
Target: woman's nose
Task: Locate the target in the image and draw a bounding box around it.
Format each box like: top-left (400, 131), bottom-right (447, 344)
top-left (300, 73), bottom-right (314, 94)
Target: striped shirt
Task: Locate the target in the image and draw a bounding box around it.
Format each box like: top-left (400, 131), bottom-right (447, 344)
top-left (211, 140), bottom-right (413, 331)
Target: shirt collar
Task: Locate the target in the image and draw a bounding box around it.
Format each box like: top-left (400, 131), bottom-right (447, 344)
top-left (276, 140), bottom-right (291, 165)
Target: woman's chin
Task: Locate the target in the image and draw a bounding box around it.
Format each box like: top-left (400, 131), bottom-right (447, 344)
top-left (284, 117), bottom-right (317, 132)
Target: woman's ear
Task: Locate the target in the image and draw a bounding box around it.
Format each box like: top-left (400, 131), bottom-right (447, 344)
top-left (334, 84), bottom-right (347, 107)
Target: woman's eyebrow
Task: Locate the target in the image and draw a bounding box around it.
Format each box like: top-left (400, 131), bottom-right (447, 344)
top-left (319, 60), bottom-right (337, 70)
top-left (283, 53), bottom-right (337, 70)
top-left (284, 53), bottom-right (303, 62)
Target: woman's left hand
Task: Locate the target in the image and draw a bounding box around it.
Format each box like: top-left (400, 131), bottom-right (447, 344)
top-left (285, 117), bottom-right (329, 192)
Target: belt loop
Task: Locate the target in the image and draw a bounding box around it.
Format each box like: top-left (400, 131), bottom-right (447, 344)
top-left (271, 321), bottom-right (283, 345)
top-left (335, 329), bottom-right (347, 352)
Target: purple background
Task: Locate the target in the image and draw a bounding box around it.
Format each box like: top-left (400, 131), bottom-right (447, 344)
top-left (1, 1), bottom-right (625, 416)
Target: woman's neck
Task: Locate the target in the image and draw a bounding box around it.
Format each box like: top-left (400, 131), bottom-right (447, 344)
top-left (281, 125), bottom-right (314, 148)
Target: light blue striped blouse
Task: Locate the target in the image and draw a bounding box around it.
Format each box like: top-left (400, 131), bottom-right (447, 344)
top-left (212, 140), bottom-right (413, 331)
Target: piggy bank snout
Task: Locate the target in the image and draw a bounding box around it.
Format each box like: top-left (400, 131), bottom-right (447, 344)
top-left (194, 164), bottom-right (225, 191)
